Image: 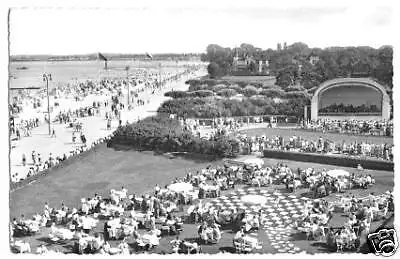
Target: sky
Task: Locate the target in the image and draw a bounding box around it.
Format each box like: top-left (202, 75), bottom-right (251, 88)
top-left (8, 0), bottom-right (396, 55)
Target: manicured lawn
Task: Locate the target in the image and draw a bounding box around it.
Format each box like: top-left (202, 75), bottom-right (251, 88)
top-left (239, 127), bottom-right (393, 145)
top-left (10, 144), bottom-right (218, 218)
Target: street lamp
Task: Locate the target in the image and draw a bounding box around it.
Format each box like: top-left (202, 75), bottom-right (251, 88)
top-left (125, 66), bottom-right (130, 107)
top-left (43, 73), bottom-right (52, 135)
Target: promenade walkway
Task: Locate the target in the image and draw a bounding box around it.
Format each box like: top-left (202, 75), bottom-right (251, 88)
top-left (9, 68), bottom-right (207, 182)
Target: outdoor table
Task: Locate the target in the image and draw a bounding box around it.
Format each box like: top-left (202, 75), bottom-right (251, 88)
top-left (12, 241), bottom-right (30, 253)
top-left (141, 234), bottom-right (160, 246)
top-left (134, 212), bottom-right (146, 224)
top-left (108, 218), bottom-right (121, 228)
top-left (103, 205), bottom-right (124, 216)
top-left (24, 220), bottom-right (40, 232)
top-left (166, 220), bottom-right (176, 226)
top-left (188, 190), bottom-right (199, 200)
top-left (243, 235), bottom-right (259, 249)
top-left (168, 182), bottom-right (193, 193)
top-left (51, 228), bottom-right (74, 240)
top-left (165, 204), bottom-right (177, 212)
top-left (108, 247), bottom-right (121, 255)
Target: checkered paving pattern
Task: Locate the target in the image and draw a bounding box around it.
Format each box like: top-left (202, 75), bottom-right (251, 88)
top-left (206, 188), bottom-right (309, 253)
top-left (263, 226), bottom-right (303, 253)
top-left (207, 188), bottom-right (309, 228)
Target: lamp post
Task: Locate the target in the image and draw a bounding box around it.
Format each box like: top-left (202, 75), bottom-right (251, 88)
top-left (43, 73), bottom-right (52, 135)
top-left (125, 66), bottom-right (130, 108)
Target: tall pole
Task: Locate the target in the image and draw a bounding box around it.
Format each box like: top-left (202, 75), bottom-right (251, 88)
top-left (159, 62), bottom-right (162, 88)
top-left (47, 79), bottom-right (50, 135)
top-left (126, 66), bottom-right (130, 107)
top-left (43, 73), bottom-right (52, 135)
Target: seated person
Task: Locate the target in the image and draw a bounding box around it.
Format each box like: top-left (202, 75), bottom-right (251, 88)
top-left (36, 244), bottom-right (48, 254)
top-left (234, 228), bottom-right (245, 242)
top-left (348, 213), bottom-right (357, 226)
top-left (170, 236), bottom-right (182, 253)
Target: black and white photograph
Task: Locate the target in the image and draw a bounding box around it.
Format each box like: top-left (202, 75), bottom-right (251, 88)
top-left (4, 0), bottom-right (398, 256)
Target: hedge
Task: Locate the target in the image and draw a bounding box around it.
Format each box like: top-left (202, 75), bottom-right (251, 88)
top-left (263, 150), bottom-right (393, 171)
top-left (108, 115), bottom-right (240, 158)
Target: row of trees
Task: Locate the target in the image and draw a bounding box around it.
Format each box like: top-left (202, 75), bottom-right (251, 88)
top-left (158, 96), bottom-right (309, 118)
top-left (202, 43), bottom-right (393, 90)
top-left (165, 83), bottom-right (310, 99)
top-left (109, 115), bottom-right (240, 157)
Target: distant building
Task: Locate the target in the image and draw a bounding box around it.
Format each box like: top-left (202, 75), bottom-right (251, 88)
top-left (232, 51), bottom-right (270, 74)
top-left (309, 55), bottom-right (320, 66)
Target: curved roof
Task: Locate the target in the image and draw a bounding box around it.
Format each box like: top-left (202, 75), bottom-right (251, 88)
top-left (313, 78), bottom-right (389, 99)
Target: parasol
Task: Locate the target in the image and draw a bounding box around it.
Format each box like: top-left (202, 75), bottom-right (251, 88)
top-left (327, 169), bottom-right (350, 178)
top-left (168, 182), bottom-right (193, 193)
top-left (243, 158), bottom-right (264, 168)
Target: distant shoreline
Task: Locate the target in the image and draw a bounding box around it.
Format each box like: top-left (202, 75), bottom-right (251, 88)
top-left (10, 54), bottom-right (202, 63)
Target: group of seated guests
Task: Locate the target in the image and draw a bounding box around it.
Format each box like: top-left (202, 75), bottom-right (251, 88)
top-left (232, 162), bottom-right (376, 197)
top-left (11, 185), bottom-right (187, 254)
top-left (170, 236), bottom-right (200, 254)
top-left (10, 157), bottom-right (392, 254)
top-left (296, 199), bottom-right (334, 240)
top-left (301, 119), bottom-right (393, 137)
top-left (295, 190), bottom-right (394, 252)
top-left (233, 227), bottom-right (263, 253)
top-left (273, 165), bottom-right (375, 197)
top-left (197, 221), bottom-right (223, 244)
top-left (236, 134), bottom-right (393, 161)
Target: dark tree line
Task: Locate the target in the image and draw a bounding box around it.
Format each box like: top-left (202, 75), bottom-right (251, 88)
top-left (201, 43), bottom-right (393, 90)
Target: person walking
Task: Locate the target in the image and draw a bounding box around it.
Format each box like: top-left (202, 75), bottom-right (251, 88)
top-left (16, 128), bottom-right (21, 140)
top-left (51, 128), bottom-right (56, 138)
top-left (22, 154), bottom-right (26, 167)
top-left (80, 133), bottom-right (87, 146)
top-left (49, 153), bottom-right (54, 167)
top-left (106, 119), bottom-right (111, 130)
top-left (31, 151), bottom-right (36, 165)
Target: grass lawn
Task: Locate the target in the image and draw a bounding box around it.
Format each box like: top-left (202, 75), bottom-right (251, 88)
top-left (239, 127), bottom-right (393, 145)
top-left (10, 145), bottom-right (394, 254)
top-left (10, 144), bottom-right (219, 218)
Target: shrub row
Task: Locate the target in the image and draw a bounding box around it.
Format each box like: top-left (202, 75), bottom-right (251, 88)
top-left (262, 150), bottom-right (394, 171)
top-left (108, 115), bottom-right (240, 158)
top-left (158, 97), bottom-right (308, 118)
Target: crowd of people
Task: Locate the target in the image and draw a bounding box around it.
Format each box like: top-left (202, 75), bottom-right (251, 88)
top-left (10, 157), bottom-right (393, 254)
top-left (301, 119), bottom-right (393, 137)
top-left (235, 134), bottom-right (394, 161)
top-left (10, 65), bottom-right (203, 183)
top-left (182, 116), bottom-right (276, 138)
top-left (296, 191), bottom-right (393, 252)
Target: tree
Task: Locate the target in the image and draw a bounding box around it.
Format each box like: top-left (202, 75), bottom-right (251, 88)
top-left (217, 88), bottom-right (237, 98)
top-left (242, 85), bottom-right (259, 97)
top-left (288, 42), bottom-right (309, 54)
top-left (240, 43), bottom-right (256, 54)
top-left (207, 62), bottom-right (221, 78)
